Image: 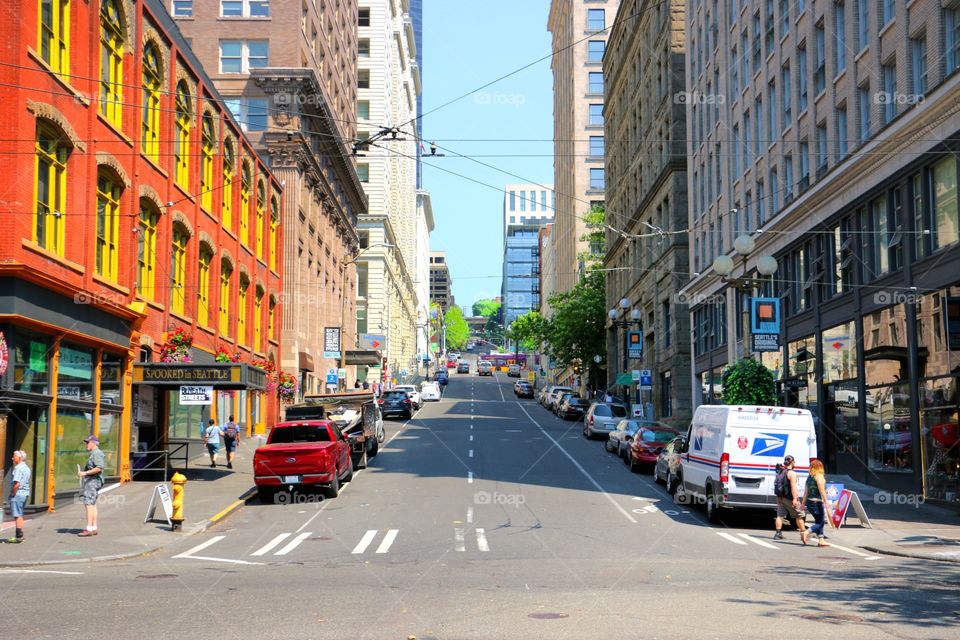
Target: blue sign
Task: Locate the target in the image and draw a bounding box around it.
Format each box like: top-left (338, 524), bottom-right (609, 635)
top-left (323, 351), bottom-right (341, 359)
top-left (751, 297), bottom-right (781, 334)
top-left (626, 330), bottom-right (643, 358)
top-left (639, 370), bottom-right (653, 387)
top-left (325, 368), bottom-right (338, 385)
top-left (750, 432), bottom-right (789, 457)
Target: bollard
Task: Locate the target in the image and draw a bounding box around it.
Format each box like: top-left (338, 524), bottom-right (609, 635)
top-left (170, 472), bottom-right (186, 530)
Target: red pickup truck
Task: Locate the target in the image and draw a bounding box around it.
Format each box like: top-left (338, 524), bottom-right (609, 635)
top-left (253, 420), bottom-right (353, 502)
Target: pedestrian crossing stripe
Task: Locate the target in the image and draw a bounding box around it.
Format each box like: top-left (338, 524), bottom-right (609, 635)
top-left (352, 529), bottom-right (399, 554)
top-left (713, 531), bottom-right (882, 559)
top-left (454, 527), bottom-right (489, 552)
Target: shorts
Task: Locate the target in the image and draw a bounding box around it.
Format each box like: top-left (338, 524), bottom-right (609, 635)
top-left (81, 479), bottom-right (102, 505)
top-left (9, 494), bottom-right (27, 518)
top-left (206, 443), bottom-right (220, 457)
top-left (776, 496), bottom-right (805, 519)
top-left (223, 437), bottom-right (237, 453)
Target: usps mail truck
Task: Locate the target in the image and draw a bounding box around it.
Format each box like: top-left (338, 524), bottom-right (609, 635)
top-left (676, 405), bottom-right (817, 523)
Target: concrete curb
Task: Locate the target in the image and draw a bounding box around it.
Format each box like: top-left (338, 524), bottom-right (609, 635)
top-left (0, 487), bottom-right (257, 568)
top-left (861, 546), bottom-right (960, 564)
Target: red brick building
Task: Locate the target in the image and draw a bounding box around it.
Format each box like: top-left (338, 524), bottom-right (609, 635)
top-left (0, 0), bottom-right (284, 509)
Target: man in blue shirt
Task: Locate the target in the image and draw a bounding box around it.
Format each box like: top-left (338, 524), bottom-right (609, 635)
top-left (6, 450), bottom-right (30, 543)
top-left (203, 419), bottom-right (223, 468)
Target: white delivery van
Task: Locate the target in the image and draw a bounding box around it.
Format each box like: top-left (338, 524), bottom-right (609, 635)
top-left (676, 405), bottom-right (817, 523)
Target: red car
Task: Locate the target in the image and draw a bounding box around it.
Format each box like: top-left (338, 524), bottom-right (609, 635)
top-left (625, 423), bottom-right (680, 472)
top-left (446, 359), bottom-right (457, 368)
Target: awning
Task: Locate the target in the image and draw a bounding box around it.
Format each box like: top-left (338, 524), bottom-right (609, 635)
top-left (133, 363), bottom-right (267, 391)
top-left (298, 351), bottom-right (315, 372)
top-left (344, 350), bottom-right (382, 365)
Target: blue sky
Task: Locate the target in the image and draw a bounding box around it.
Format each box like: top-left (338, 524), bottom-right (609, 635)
top-left (422, 0), bottom-right (554, 314)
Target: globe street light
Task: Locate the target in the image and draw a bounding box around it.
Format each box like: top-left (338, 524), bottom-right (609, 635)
top-left (609, 301), bottom-right (642, 413)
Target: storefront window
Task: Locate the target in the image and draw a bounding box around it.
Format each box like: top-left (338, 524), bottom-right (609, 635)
top-left (58, 344), bottom-right (95, 401)
top-left (920, 376), bottom-right (959, 501)
top-left (867, 382), bottom-right (912, 472)
top-left (699, 365), bottom-right (725, 404)
top-left (100, 352), bottom-right (124, 406)
top-left (864, 304), bottom-right (909, 388)
top-left (822, 322), bottom-right (858, 383)
top-left (55, 409), bottom-right (94, 493)
top-left (822, 321), bottom-right (862, 460)
top-left (786, 336), bottom-right (818, 410)
top-left (13, 334), bottom-right (50, 395)
top-left (98, 411), bottom-right (120, 477)
top-left (169, 392), bottom-right (205, 440)
top-left (759, 350), bottom-right (783, 382)
top-left (916, 288), bottom-right (960, 379)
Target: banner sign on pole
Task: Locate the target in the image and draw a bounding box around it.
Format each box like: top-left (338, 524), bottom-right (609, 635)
top-left (639, 369), bottom-right (653, 390)
top-left (751, 297), bottom-right (781, 352)
top-left (178, 385), bottom-right (213, 405)
top-left (325, 368), bottom-right (339, 385)
top-left (626, 331), bottom-right (643, 358)
top-left (324, 327), bottom-right (341, 353)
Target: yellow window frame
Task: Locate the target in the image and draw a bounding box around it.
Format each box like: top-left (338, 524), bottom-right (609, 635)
top-left (255, 181), bottom-right (265, 259)
top-left (222, 141), bottom-right (235, 231)
top-left (137, 201), bottom-right (159, 299)
top-left (201, 114), bottom-right (215, 210)
top-left (174, 83), bottom-right (192, 188)
top-left (99, 0), bottom-right (123, 127)
top-left (39, 0), bottom-right (70, 76)
top-left (197, 247), bottom-right (212, 327)
top-left (237, 277), bottom-right (249, 345)
top-left (269, 196), bottom-right (279, 271)
top-left (95, 171), bottom-right (122, 280)
top-left (219, 262), bottom-right (232, 337)
top-left (239, 163), bottom-right (251, 246)
top-left (141, 44), bottom-right (161, 161)
top-left (34, 122), bottom-right (68, 256)
top-left (170, 226), bottom-right (188, 315)
top-left (268, 297), bottom-right (276, 340)
top-left (253, 288), bottom-right (264, 348)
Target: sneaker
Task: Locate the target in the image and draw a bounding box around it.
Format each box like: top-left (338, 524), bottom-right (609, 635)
top-left (773, 530), bottom-right (784, 540)
top-left (4, 537), bottom-right (22, 544)
top-left (210, 463), bottom-right (216, 468)
top-left (227, 462), bottom-right (233, 469)
top-left (77, 530), bottom-right (98, 537)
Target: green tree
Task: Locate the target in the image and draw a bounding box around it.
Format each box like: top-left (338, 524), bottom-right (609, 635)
top-left (444, 306), bottom-right (470, 350)
top-left (543, 269), bottom-right (606, 376)
top-left (576, 203), bottom-right (606, 267)
top-left (507, 311), bottom-right (549, 351)
top-left (472, 299), bottom-right (500, 318)
top-left (721, 358), bottom-right (777, 405)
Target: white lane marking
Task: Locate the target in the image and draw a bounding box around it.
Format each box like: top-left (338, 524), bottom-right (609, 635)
top-left (516, 404), bottom-right (637, 524)
top-left (476, 528), bottom-right (490, 552)
top-left (739, 533), bottom-right (780, 549)
top-left (468, 471), bottom-right (474, 484)
top-left (469, 434), bottom-right (474, 441)
top-left (352, 529), bottom-right (379, 554)
top-left (454, 528), bottom-right (466, 552)
top-left (376, 529), bottom-right (400, 554)
top-left (828, 543), bottom-right (882, 559)
top-left (497, 380), bottom-right (505, 402)
top-left (275, 532), bottom-right (312, 556)
top-left (0, 569), bottom-right (84, 575)
top-left (469, 449), bottom-right (474, 458)
top-left (251, 532), bottom-right (291, 556)
top-left (716, 532), bottom-right (748, 545)
top-left (467, 507), bottom-right (474, 524)
top-left (173, 535), bottom-right (226, 558)
top-left (179, 555), bottom-right (264, 565)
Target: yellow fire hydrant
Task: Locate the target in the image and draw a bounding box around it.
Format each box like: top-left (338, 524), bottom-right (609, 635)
top-left (171, 472), bottom-right (186, 530)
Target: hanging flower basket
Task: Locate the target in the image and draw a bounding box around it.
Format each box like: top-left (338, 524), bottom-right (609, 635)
top-left (214, 346), bottom-right (242, 363)
top-left (277, 371), bottom-right (298, 404)
top-left (159, 327), bottom-right (193, 363)
top-left (252, 358), bottom-right (279, 393)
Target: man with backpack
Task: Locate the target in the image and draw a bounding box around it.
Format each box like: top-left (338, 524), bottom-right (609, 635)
top-left (773, 455), bottom-right (807, 540)
top-left (222, 415), bottom-right (241, 470)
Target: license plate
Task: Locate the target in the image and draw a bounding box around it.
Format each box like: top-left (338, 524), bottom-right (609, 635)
top-left (282, 475), bottom-right (300, 484)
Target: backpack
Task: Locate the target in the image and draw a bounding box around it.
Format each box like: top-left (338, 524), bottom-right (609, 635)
top-left (774, 468), bottom-right (792, 498)
top-left (223, 423), bottom-right (238, 439)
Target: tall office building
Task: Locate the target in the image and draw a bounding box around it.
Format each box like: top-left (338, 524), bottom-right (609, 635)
top-left (683, 1), bottom-right (960, 500)
top-left (430, 252), bottom-right (453, 313)
top-left (548, 0), bottom-right (620, 293)
top-left (172, 0), bottom-right (367, 394)
top-left (502, 185), bottom-right (555, 327)
top-left (409, 0), bottom-right (424, 188)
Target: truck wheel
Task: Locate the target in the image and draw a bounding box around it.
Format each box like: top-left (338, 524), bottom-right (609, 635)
top-left (257, 487), bottom-right (275, 504)
top-left (705, 486), bottom-right (721, 524)
top-left (342, 462), bottom-right (354, 483)
top-left (367, 436), bottom-right (379, 458)
top-left (325, 472), bottom-right (340, 499)
top-left (671, 473), bottom-right (685, 502)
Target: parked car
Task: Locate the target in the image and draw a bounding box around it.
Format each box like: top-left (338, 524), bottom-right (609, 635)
top-left (605, 419), bottom-right (642, 457)
top-left (537, 385), bottom-right (556, 405)
top-left (625, 422), bottom-right (680, 473)
top-left (554, 392), bottom-right (575, 415)
top-left (583, 402), bottom-right (629, 438)
top-left (514, 380), bottom-right (534, 398)
top-left (378, 390), bottom-right (414, 419)
top-left (478, 361), bottom-right (494, 376)
top-left (435, 370), bottom-right (449, 386)
top-left (394, 385), bottom-right (422, 409)
top-left (545, 387), bottom-right (572, 411)
top-left (556, 396), bottom-right (587, 420)
top-left (457, 361), bottom-right (470, 374)
top-left (507, 363), bottom-right (521, 377)
top-left (253, 419), bottom-right (353, 502)
top-left (655, 435), bottom-right (687, 493)
top-left (421, 381), bottom-right (442, 402)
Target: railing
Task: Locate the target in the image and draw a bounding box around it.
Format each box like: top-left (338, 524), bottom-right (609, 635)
top-left (130, 441), bottom-right (191, 483)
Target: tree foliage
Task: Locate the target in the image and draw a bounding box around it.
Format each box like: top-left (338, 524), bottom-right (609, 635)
top-left (576, 203), bottom-right (607, 266)
top-left (472, 298), bottom-right (500, 318)
top-left (444, 306), bottom-right (470, 350)
top-left (542, 269), bottom-right (606, 372)
top-left (506, 311), bottom-right (548, 351)
top-left (721, 358), bottom-right (777, 405)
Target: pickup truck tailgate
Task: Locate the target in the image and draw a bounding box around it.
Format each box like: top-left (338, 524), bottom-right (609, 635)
top-left (254, 444), bottom-right (333, 476)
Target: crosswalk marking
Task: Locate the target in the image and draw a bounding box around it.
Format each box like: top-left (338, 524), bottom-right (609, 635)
top-left (454, 528), bottom-right (490, 552)
top-left (716, 532), bottom-right (747, 545)
top-left (173, 535), bottom-right (226, 559)
top-left (252, 533), bottom-right (291, 556)
top-left (275, 532), bottom-right (312, 556)
top-left (376, 529), bottom-right (400, 554)
top-left (827, 543), bottom-right (882, 559)
top-left (476, 528), bottom-right (489, 552)
top-left (352, 529), bottom-right (379, 554)
top-left (712, 531), bottom-right (883, 560)
top-left (454, 528), bottom-right (466, 552)
top-left (739, 533), bottom-right (780, 549)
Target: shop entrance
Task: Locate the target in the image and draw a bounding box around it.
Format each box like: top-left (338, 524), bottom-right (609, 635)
top-left (3, 404), bottom-right (49, 507)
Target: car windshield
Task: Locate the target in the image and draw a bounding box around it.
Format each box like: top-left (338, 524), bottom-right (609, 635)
top-left (269, 423), bottom-right (334, 443)
top-left (396, 386), bottom-right (415, 392)
top-left (641, 429), bottom-right (678, 443)
top-left (383, 391), bottom-right (407, 400)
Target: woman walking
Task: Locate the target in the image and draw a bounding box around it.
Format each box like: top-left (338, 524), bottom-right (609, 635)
top-left (801, 459), bottom-right (832, 547)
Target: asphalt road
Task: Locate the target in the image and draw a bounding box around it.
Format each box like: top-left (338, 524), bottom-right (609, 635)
top-left (5, 372), bottom-right (959, 639)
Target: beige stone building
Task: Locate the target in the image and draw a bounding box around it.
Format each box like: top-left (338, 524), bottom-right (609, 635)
top-left (603, 0), bottom-right (690, 425)
top-left (682, 0), bottom-right (960, 499)
top-left (172, 0), bottom-right (367, 395)
top-left (547, 0), bottom-right (620, 294)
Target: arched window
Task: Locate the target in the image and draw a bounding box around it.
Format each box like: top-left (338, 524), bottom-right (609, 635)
top-left (222, 139), bottom-right (235, 231)
top-left (174, 81), bottom-right (192, 187)
top-left (99, 0), bottom-right (124, 126)
top-left (170, 224), bottom-right (189, 315)
top-left (254, 286), bottom-right (264, 348)
top-left (200, 113), bottom-right (215, 210)
top-left (141, 43), bottom-right (161, 160)
top-left (34, 121), bottom-right (68, 255)
top-left (237, 274), bottom-right (250, 345)
top-left (239, 161), bottom-right (251, 246)
top-left (95, 170), bottom-right (122, 280)
top-left (269, 195), bottom-right (279, 271)
top-left (197, 245), bottom-right (213, 327)
top-left (137, 199), bottom-right (160, 299)
top-left (268, 294), bottom-right (277, 340)
top-left (39, 0), bottom-right (70, 76)
top-left (219, 259), bottom-right (233, 337)
top-left (255, 181), bottom-right (266, 259)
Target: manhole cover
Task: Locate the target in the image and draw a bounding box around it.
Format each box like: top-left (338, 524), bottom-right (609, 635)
top-left (136, 574), bottom-right (178, 579)
top-left (528, 613), bottom-right (569, 620)
top-left (800, 613), bottom-right (863, 624)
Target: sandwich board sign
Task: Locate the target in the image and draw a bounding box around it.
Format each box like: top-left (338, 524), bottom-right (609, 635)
top-left (144, 483), bottom-right (173, 528)
top-left (829, 489), bottom-right (872, 529)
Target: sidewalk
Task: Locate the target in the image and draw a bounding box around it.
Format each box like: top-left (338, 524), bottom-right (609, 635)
top-left (0, 437), bottom-right (263, 567)
top-left (815, 475), bottom-right (960, 563)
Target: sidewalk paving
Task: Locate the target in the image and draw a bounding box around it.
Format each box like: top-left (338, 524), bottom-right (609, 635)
top-left (0, 438), bottom-right (262, 567)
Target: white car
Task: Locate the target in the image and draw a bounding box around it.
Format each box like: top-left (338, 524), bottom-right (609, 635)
top-left (394, 385), bottom-right (422, 409)
top-left (421, 382), bottom-right (442, 402)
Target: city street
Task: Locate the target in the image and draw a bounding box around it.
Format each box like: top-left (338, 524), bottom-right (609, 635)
top-left (5, 371), bottom-right (958, 640)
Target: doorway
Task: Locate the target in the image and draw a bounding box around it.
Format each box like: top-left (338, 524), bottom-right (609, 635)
top-left (5, 404), bottom-right (49, 506)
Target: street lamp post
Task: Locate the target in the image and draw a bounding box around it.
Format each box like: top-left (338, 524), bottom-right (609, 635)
top-left (711, 234), bottom-right (779, 363)
top-left (608, 298), bottom-right (641, 414)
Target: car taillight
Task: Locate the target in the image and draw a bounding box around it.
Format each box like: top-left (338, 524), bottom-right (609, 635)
top-left (589, 415), bottom-right (594, 426)
top-left (377, 399), bottom-right (384, 405)
top-left (403, 399), bottom-right (411, 406)
top-left (720, 452), bottom-right (730, 484)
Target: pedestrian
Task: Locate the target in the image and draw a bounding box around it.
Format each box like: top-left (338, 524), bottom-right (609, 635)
top-left (203, 418), bottom-right (223, 468)
top-left (362, 380), bottom-right (370, 391)
top-left (77, 435), bottom-right (105, 537)
top-left (801, 458), bottom-right (832, 547)
top-left (354, 379), bottom-right (361, 389)
top-left (222, 415), bottom-right (241, 470)
top-left (603, 390), bottom-right (613, 403)
top-left (5, 450), bottom-right (30, 543)
top-left (773, 455), bottom-right (807, 540)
